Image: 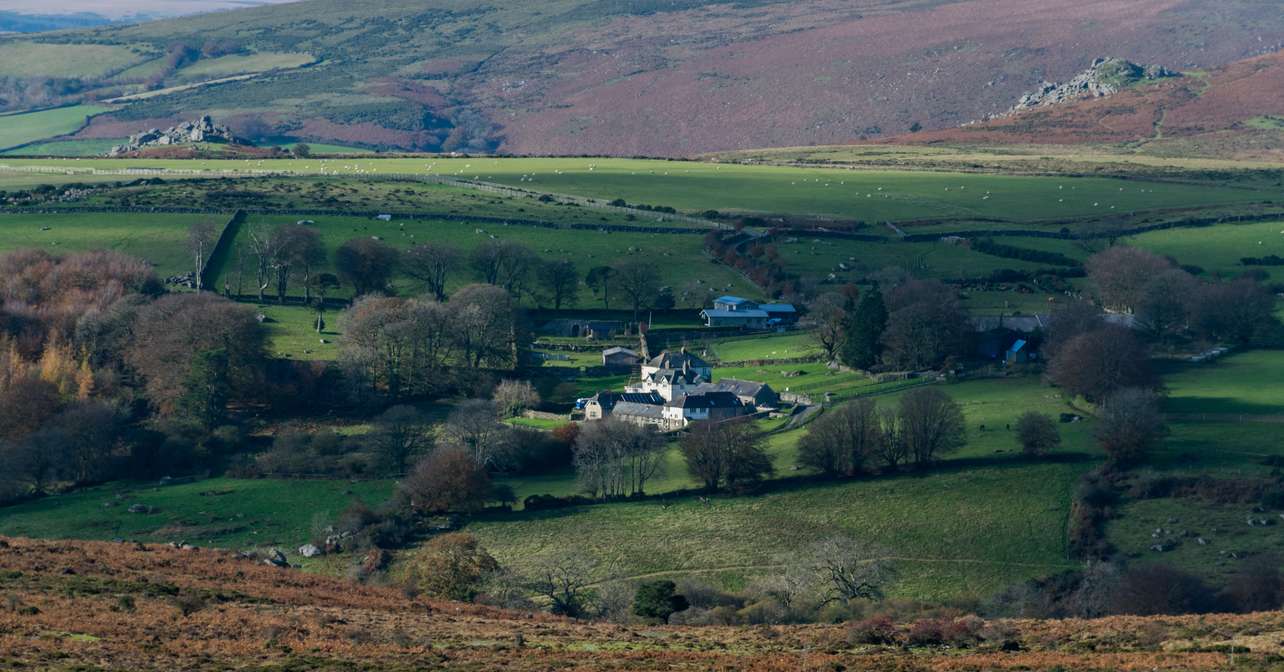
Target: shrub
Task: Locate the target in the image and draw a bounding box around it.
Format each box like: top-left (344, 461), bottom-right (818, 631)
top-left (1014, 411), bottom-right (1060, 457)
top-left (173, 591), bottom-right (207, 617)
top-left (1111, 564), bottom-right (1218, 616)
top-left (405, 532), bottom-right (500, 602)
top-left (632, 580), bottom-right (690, 623)
top-left (906, 618), bottom-right (947, 646)
top-left (846, 614), bottom-right (899, 645)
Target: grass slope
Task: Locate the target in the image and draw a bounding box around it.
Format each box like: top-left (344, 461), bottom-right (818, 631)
top-left (0, 105), bottom-right (112, 151)
top-left (0, 211), bottom-right (225, 276)
top-left (470, 460), bottom-right (1086, 601)
top-left (0, 157), bottom-right (1272, 221)
top-left (0, 477), bottom-right (393, 551)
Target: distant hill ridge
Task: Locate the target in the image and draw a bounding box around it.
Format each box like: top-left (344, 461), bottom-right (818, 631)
top-left (893, 48), bottom-right (1284, 160)
top-left (2, 0), bottom-right (1284, 155)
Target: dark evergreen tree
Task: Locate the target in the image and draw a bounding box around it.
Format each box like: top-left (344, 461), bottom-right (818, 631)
top-left (632, 580), bottom-right (689, 622)
top-left (177, 348), bottom-right (230, 429)
top-left (840, 288), bottom-right (887, 370)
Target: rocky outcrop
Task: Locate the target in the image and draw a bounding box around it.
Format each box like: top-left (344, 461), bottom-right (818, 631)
top-left (108, 115), bottom-right (239, 156)
top-left (993, 58), bottom-right (1178, 119)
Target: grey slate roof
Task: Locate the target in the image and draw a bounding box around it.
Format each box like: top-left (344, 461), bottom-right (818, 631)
top-left (612, 401), bottom-right (665, 419)
top-left (667, 391), bottom-right (743, 409)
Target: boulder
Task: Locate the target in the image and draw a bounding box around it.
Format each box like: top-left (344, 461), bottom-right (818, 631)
top-left (298, 544), bottom-right (322, 558)
top-left (108, 116), bottom-right (241, 156)
top-left (264, 548), bottom-right (289, 567)
top-left (990, 57), bottom-right (1179, 120)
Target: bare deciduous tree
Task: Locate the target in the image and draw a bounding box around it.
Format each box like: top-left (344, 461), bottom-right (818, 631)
top-left (1085, 246), bottom-right (1174, 313)
top-left (187, 221), bottom-right (218, 292)
top-left (573, 419), bottom-right (665, 498)
top-left (1095, 387), bottom-right (1167, 467)
top-left (538, 258), bottom-right (579, 309)
top-left (403, 243), bottom-right (459, 302)
top-left (439, 399), bottom-right (513, 469)
top-left (680, 418), bottom-right (773, 492)
top-left (797, 398), bottom-right (881, 477)
top-left (898, 387), bottom-right (965, 467)
top-left (806, 292), bottom-right (847, 363)
top-left (801, 537), bottom-right (891, 604)
top-left (613, 259), bottom-right (661, 323)
top-left (493, 379), bottom-right (540, 418)
top-left (526, 552), bottom-right (599, 618)
top-left (1046, 325), bottom-right (1154, 402)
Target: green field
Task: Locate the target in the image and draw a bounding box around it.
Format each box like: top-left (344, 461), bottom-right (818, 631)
top-left (0, 211), bottom-right (225, 276)
top-left (710, 332), bottom-right (821, 363)
top-left (0, 42), bottom-right (149, 78)
top-left (175, 52), bottom-right (315, 79)
top-left (774, 235), bottom-right (1074, 282)
top-left (0, 105), bottom-right (113, 151)
top-left (472, 460), bottom-right (1086, 600)
top-left (213, 213), bottom-right (753, 304)
top-left (1163, 351), bottom-right (1284, 417)
top-left (1102, 350), bottom-right (1284, 582)
top-left (0, 477), bottom-right (393, 551)
top-left (1129, 220), bottom-right (1284, 282)
top-left (0, 157), bottom-right (1271, 222)
top-left (1, 138), bottom-right (125, 157)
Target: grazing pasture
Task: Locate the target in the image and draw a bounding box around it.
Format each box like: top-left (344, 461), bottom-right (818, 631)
top-left (710, 332), bottom-right (821, 363)
top-left (1128, 220), bottom-right (1284, 282)
top-left (1, 138), bottom-right (125, 157)
top-left (0, 477), bottom-right (394, 551)
top-left (0, 43), bottom-right (148, 78)
top-left (0, 211), bottom-right (222, 276)
top-left (0, 156), bottom-right (1271, 222)
top-left (470, 460), bottom-right (1087, 600)
top-left (174, 52), bottom-right (315, 80)
top-left (0, 105), bottom-right (113, 151)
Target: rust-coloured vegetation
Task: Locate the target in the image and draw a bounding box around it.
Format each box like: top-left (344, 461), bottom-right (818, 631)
top-left (1, 536), bottom-right (1282, 671)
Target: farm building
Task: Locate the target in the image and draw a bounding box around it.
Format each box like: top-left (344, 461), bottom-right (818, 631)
top-left (611, 401), bottom-right (668, 428)
top-left (627, 361), bottom-right (708, 401)
top-left (662, 391), bottom-right (747, 428)
top-left (1005, 339), bottom-right (1031, 365)
top-left (584, 391), bottom-right (665, 420)
top-left (701, 296), bottom-right (796, 328)
top-left (641, 349), bottom-right (713, 380)
top-left (694, 378), bottom-right (779, 409)
top-left (542, 319), bottom-right (626, 339)
top-left (601, 347), bottom-right (641, 369)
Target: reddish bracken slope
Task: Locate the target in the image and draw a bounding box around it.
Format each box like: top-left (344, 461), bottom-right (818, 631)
top-left (59, 0), bottom-right (1284, 156)
top-left (482, 0), bottom-right (1284, 155)
top-left (3, 536), bottom-right (1284, 671)
top-left (895, 49), bottom-right (1284, 155)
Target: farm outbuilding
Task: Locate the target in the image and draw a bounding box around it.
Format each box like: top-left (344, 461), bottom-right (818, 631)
top-left (602, 346), bottom-right (641, 369)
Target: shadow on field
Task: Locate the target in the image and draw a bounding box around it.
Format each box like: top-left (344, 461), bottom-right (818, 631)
top-left (478, 452), bottom-right (1095, 523)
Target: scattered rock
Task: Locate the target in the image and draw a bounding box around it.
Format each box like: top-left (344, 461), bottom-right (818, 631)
top-left (990, 58), bottom-right (1178, 120)
top-left (264, 549), bottom-right (289, 567)
top-left (298, 544), bottom-right (322, 558)
top-left (126, 504), bottom-right (153, 514)
top-left (109, 116), bottom-right (240, 156)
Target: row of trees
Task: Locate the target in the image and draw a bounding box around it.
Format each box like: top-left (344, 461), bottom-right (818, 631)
top-left (231, 230), bottom-right (677, 320)
top-left (340, 284), bottom-right (524, 397)
top-left (810, 280), bottom-right (969, 372)
top-left (797, 388), bottom-right (966, 476)
top-left (1085, 246), bottom-right (1278, 344)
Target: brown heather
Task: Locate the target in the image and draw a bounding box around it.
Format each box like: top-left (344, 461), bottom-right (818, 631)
top-left (1, 537), bottom-right (1283, 670)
